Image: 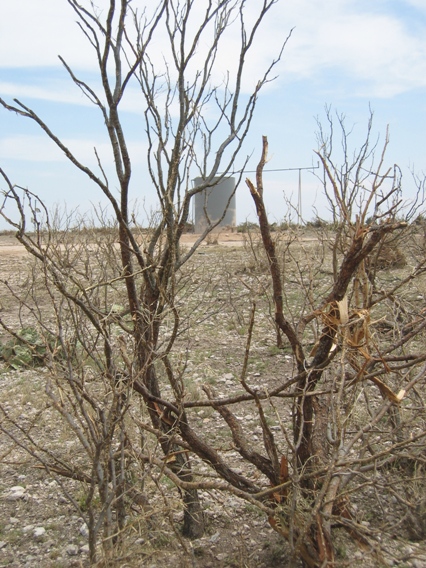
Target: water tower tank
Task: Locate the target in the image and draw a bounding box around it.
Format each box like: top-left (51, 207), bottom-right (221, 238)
top-left (193, 177), bottom-right (236, 233)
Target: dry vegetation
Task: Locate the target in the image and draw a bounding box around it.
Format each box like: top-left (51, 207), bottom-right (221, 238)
top-left (1, 2), bottom-right (426, 566)
top-left (0, 221), bottom-right (426, 567)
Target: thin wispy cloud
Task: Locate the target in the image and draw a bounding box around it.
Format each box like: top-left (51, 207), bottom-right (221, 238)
top-left (0, 134), bottom-right (148, 167)
top-left (0, 81), bottom-right (94, 107)
top-left (0, 135), bottom-right (66, 163)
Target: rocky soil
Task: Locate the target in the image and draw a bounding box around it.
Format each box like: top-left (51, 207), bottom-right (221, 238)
top-left (1, 229), bottom-right (426, 567)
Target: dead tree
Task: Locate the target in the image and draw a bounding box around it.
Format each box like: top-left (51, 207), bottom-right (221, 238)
top-left (244, 119), bottom-right (426, 565)
top-left (2, 4), bottom-right (426, 566)
top-left (0, 0), bottom-right (287, 558)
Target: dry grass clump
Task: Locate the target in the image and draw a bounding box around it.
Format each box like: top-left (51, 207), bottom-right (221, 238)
top-left (370, 240), bottom-right (407, 271)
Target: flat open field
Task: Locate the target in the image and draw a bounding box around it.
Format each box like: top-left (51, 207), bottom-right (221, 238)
top-left (0, 226), bottom-right (425, 567)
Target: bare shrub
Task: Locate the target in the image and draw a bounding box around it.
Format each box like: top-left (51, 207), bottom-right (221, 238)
top-left (242, 120), bottom-right (426, 566)
top-left (1, 5), bottom-right (426, 568)
top-left (0, 0), bottom-right (289, 563)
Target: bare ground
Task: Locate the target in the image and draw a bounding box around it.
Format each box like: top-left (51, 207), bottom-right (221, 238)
top-left (0, 230), bottom-right (426, 567)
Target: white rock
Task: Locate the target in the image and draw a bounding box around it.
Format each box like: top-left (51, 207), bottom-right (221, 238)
top-left (6, 493), bottom-right (24, 501)
top-left (65, 544), bottom-right (79, 556)
top-left (79, 523), bottom-right (89, 537)
top-left (5, 486), bottom-right (25, 501)
top-left (33, 527), bottom-right (46, 538)
top-left (10, 486), bottom-right (25, 492)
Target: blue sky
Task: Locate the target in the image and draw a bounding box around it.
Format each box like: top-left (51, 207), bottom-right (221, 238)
top-left (1, 0), bottom-right (426, 228)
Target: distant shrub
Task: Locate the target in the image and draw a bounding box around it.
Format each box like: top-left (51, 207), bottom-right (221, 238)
top-left (277, 221), bottom-right (292, 230)
top-left (237, 221), bottom-right (259, 233)
top-left (305, 218), bottom-right (341, 230)
top-left (414, 214), bottom-right (426, 226)
top-left (306, 217), bottom-right (327, 228)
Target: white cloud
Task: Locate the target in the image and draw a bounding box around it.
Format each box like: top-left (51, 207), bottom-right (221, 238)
top-left (0, 134), bottom-right (148, 168)
top-left (403, 0), bottom-right (426, 11)
top-left (0, 0), bottom-right (92, 69)
top-left (0, 135), bottom-right (66, 163)
top-left (274, 0), bottom-right (426, 97)
top-left (0, 75), bottom-right (158, 115)
top-left (0, 81), bottom-right (95, 107)
top-left (1, 0), bottom-right (425, 104)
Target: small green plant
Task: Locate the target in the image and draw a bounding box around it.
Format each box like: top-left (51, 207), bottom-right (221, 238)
top-left (0, 327), bottom-right (58, 369)
top-left (77, 488), bottom-right (100, 512)
top-left (268, 345), bottom-right (283, 356)
top-left (335, 544), bottom-right (347, 558)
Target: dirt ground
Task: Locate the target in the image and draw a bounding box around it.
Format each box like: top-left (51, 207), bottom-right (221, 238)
top-left (0, 231), bottom-right (296, 568)
top-left (0, 231), bottom-right (245, 258)
top-left (1, 228), bottom-right (426, 568)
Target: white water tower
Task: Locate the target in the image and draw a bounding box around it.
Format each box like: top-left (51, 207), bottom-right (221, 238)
top-left (193, 177), bottom-right (236, 233)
